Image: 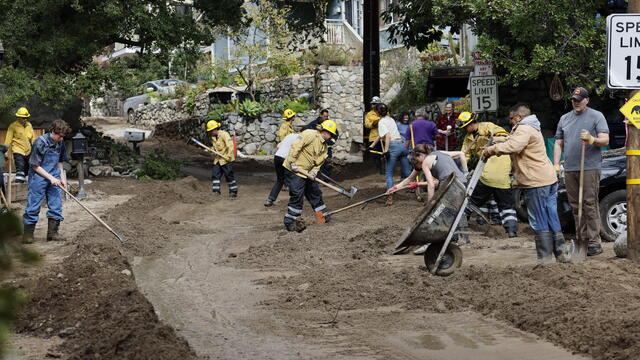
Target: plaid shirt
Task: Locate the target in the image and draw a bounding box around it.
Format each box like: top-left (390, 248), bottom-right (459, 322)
top-left (436, 112), bottom-right (459, 150)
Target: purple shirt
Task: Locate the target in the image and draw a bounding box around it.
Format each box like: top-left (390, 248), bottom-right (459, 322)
top-left (405, 119), bottom-right (438, 146)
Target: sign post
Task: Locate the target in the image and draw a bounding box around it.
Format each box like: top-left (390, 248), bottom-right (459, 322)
top-left (609, 11), bottom-right (640, 262)
top-left (470, 75), bottom-right (498, 113)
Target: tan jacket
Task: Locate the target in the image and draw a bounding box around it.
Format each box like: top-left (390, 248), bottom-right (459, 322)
top-left (283, 129), bottom-right (327, 178)
top-left (364, 110), bottom-right (380, 141)
top-left (279, 121), bottom-right (294, 141)
top-left (486, 118), bottom-right (556, 188)
top-left (461, 122), bottom-right (511, 189)
top-left (211, 130), bottom-right (235, 165)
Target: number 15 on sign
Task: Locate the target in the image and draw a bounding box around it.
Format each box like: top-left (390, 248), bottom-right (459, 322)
top-left (470, 75), bottom-right (498, 113)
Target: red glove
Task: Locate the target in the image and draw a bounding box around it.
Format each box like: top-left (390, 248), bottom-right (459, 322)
top-left (409, 182), bottom-right (419, 189)
top-left (389, 185), bottom-right (398, 192)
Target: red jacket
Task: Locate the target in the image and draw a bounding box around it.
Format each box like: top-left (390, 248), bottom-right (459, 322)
top-left (436, 112), bottom-right (459, 150)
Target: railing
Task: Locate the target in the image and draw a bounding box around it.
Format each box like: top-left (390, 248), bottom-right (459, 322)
top-left (324, 19), bottom-right (345, 45)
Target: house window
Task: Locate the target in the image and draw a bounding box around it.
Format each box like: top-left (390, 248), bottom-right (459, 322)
top-left (380, 0), bottom-right (396, 26)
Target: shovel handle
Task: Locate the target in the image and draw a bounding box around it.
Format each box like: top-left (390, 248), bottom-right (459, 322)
top-left (326, 186), bottom-right (406, 217)
top-left (297, 169), bottom-right (348, 196)
top-left (60, 186), bottom-right (125, 243)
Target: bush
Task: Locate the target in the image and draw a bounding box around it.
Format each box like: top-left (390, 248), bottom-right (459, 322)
top-left (301, 44), bottom-right (358, 66)
top-left (388, 66), bottom-right (429, 114)
top-left (238, 99), bottom-right (263, 119)
top-left (137, 150), bottom-right (182, 180)
top-left (283, 97), bottom-right (312, 113)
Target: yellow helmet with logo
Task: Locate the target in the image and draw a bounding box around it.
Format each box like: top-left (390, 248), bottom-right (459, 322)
top-left (15, 107), bottom-right (31, 118)
top-left (320, 120), bottom-right (337, 135)
top-left (206, 120), bottom-right (221, 131)
top-left (457, 111), bottom-right (477, 129)
top-left (283, 109), bottom-right (297, 120)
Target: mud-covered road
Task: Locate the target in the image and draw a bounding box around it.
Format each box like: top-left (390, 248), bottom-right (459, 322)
top-left (7, 154), bottom-right (640, 360)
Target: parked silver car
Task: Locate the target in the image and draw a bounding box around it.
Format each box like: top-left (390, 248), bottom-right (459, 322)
top-left (123, 79), bottom-right (194, 121)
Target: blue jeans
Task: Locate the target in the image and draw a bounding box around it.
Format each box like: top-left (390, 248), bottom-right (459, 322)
top-left (385, 141), bottom-right (411, 189)
top-left (524, 183), bottom-right (561, 232)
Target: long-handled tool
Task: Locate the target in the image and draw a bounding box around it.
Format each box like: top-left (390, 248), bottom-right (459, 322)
top-left (325, 185), bottom-right (407, 217)
top-left (574, 139), bottom-right (588, 261)
top-left (318, 173), bottom-right (358, 199)
top-left (0, 188), bottom-right (10, 210)
top-left (190, 137), bottom-right (228, 159)
top-left (296, 169), bottom-right (357, 199)
top-left (60, 186), bottom-right (126, 244)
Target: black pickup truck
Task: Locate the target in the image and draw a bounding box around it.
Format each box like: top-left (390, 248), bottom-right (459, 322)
top-left (513, 148), bottom-right (626, 242)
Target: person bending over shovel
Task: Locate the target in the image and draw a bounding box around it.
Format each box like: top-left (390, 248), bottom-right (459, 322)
top-left (207, 120), bottom-right (237, 197)
top-left (282, 120), bottom-right (338, 232)
top-left (22, 120), bottom-right (72, 243)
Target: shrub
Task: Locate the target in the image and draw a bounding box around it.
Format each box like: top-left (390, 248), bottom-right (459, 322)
top-left (238, 99), bottom-right (263, 119)
top-left (283, 97), bottom-right (312, 113)
top-left (137, 150), bottom-right (182, 180)
top-left (302, 44), bottom-right (359, 66)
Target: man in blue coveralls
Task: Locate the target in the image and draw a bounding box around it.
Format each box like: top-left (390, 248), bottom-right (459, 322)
top-left (22, 120), bottom-right (72, 243)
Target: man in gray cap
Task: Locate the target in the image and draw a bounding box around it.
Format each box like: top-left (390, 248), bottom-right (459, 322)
top-left (553, 87), bottom-right (609, 257)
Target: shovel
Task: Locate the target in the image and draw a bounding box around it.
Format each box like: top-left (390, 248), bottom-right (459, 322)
top-left (318, 173), bottom-right (358, 200)
top-left (573, 139), bottom-right (588, 262)
top-left (190, 138), bottom-right (228, 160)
top-left (296, 169), bottom-right (357, 199)
top-left (60, 186), bottom-right (126, 244)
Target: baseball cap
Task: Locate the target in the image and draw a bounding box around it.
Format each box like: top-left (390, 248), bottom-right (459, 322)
top-left (571, 87), bottom-right (589, 101)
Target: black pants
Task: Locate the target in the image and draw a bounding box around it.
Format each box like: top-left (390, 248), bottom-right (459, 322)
top-left (212, 163), bottom-right (237, 194)
top-left (283, 170), bottom-right (327, 226)
top-left (13, 153), bottom-right (29, 181)
top-left (468, 182), bottom-right (517, 234)
top-left (267, 156), bottom-right (286, 202)
top-left (368, 141), bottom-right (384, 174)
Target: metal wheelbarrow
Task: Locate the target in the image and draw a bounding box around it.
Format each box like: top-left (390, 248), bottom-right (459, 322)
top-left (394, 174), bottom-right (467, 276)
top-left (393, 147), bottom-right (492, 276)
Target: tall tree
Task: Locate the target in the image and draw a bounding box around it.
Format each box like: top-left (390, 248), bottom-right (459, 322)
top-left (383, 0), bottom-right (608, 89)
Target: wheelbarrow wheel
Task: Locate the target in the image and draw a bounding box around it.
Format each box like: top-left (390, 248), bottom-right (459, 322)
top-left (424, 243), bottom-right (462, 277)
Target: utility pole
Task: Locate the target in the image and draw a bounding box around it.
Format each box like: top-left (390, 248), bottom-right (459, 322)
top-left (628, 0), bottom-right (640, 262)
top-left (362, 0), bottom-right (380, 112)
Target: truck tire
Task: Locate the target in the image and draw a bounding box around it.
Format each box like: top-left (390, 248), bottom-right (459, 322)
top-left (600, 189), bottom-right (627, 242)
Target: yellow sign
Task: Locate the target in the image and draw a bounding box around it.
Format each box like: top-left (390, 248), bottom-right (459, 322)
top-left (620, 92), bottom-right (640, 129)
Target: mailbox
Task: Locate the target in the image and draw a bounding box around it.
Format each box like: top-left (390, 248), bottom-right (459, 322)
top-left (71, 132), bottom-right (88, 155)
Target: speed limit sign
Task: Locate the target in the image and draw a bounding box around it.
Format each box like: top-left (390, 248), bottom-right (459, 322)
top-left (607, 14), bottom-right (640, 89)
top-left (470, 75), bottom-right (498, 113)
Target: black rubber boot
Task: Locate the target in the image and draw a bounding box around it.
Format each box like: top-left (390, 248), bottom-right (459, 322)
top-left (552, 231), bottom-right (570, 263)
top-left (535, 231), bottom-right (554, 263)
top-left (47, 218), bottom-right (65, 241)
top-left (23, 224), bottom-right (35, 244)
top-left (505, 221), bottom-right (518, 238)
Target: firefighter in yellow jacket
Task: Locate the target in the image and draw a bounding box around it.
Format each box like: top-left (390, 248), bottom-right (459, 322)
top-left (207, 120), bottom-right (237, 197)
top-left (282, 120), bottom-right (338, 232)
top-left (279, 109), bottom-right (296, 141)
top-left (458, 112), bottom-right (518, 237)
top-left (4, 107), bottom-right (35, 183)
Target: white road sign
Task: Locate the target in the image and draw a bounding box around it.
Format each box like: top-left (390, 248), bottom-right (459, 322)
top-left (607, 14), bottom-right (640, 89)
top-left (470, 75), bottom-right (498, 112)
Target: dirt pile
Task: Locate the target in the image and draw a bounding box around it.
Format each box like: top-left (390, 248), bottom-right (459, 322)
top-left (14, 177), bottom-right (216, 359)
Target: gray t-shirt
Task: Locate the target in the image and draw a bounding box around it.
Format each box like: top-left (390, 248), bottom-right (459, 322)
top-left (555, 107), bottom-right (609, 171)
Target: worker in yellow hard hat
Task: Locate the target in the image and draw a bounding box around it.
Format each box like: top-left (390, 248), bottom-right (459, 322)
top-left (4, 107), bottom-right (35, 183)
top-left (458, 111), bottom-right (518, 238)
top-left (279, 109), bottom-right (296, 141)
top-left (207, 120), bottom-right (237, 197)
top-left (282, 120), bottom-right (337, 232)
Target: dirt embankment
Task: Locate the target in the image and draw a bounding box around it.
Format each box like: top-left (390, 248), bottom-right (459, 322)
top-left (15, 177), bottom-right (214, 359)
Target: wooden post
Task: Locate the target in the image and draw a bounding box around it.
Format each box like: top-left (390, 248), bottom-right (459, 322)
top-left (6, 149), bottom-right (12, 205)
top-left (628, 0), bottom-right (640, 261)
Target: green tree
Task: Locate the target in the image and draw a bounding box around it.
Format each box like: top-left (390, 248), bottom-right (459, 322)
top-left (383, 0), bottom-right (610, 90)
top-left (0, 0), bottom-right (245, 112)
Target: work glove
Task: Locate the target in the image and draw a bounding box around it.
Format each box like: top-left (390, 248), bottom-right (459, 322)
top-left (307, 170), bottom-right (316, 181)
top-left (580, 129), bottom-right (595, 144)
top-left (408, 182), bottom-right (419, 189)
top-left (386, 185), bottom-right (398, 194)
top-left (290, 162), bottom-right (299, 172)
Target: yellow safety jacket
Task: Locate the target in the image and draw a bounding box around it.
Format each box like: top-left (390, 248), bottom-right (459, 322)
top-left (211, 130), bottom-right (235, 165)
top-left (4, 120), bottom-right (34, 156)
top-left (364, 110), bottom-right (380, 142)
top-left (283, 129), bottom-right (328, 178)
top-left (461, 122), bottom-right (512, 189)
top-left (279, 121), bottom-right (294, 141)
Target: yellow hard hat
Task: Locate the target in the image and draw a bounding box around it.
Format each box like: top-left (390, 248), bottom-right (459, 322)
top-left (283, 109), bottom-right (296, 120)
top-left (320, 120), bottom-right (337, 135)
top-left (15, 107), bottom-right (31, 118)
top-left (457, 111), bottom-right (477, 129)
top-left (206, 120), bottom-right (221, 131)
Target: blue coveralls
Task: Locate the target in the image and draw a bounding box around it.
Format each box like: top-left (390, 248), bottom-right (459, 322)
top-left (23, 134), bottom-right (67, 225)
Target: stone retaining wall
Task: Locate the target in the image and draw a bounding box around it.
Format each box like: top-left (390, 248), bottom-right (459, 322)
top-left (132, 66), bottom-right (364, 156)
top-left (259, 74), bottom-right (315, 102)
